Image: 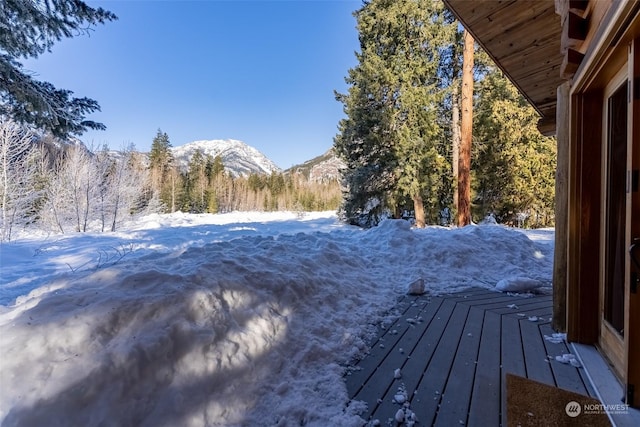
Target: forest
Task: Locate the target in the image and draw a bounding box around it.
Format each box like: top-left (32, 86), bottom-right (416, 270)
top-left (334, 0), bottom-right (556, 229)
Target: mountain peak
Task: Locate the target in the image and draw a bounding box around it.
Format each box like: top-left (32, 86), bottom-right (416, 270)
top-left (285, 148), bottom-right (345, 183)
top-left (171, 139), bottom-right (281, 177)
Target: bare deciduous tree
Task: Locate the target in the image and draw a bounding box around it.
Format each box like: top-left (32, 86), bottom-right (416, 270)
top-left (104, 145), bottom-right (149, 231)
top-left (0, 120), bottom-right (39, 241)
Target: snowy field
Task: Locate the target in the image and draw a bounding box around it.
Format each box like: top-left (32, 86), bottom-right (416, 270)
top-left (0, 211), bottom-right (554, 426)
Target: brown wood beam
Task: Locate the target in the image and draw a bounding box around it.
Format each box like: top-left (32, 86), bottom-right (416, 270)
top-left (561, 48), bottom-right (585, 79)
top-left (537, 115), bottom-right (556, 136)
top-left (555, 0), bottom-right (589, 18)
top-left (567, 10), bottom-right (588, 40)
top-left (569, 0), bottom-right (588, 14)
top-left (566, 90), bottom-right (602, 344)
top-left (626, 36), bottom-right (640, 409)
top-left (560, 5), bottom-right (590, 60)
top-left (552, 82), bottom-right (570, 332)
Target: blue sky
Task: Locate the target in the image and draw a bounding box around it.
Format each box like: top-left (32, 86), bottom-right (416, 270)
top-left (24, 0), bottom-right (361, 168)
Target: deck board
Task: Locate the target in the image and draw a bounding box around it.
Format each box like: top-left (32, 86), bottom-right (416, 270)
top-left (500, 314), bottom-right (526, 427)
top-left (346, 296), bottom-right (432, 396)
top-left (370, 298), bottom-right (457, 421)
top-left (467, 310), bottom-right (502, 427)
top-left (350, 297), bottom-right (441, 415)
top-left (520, 319), bottom-right (555, 386)
top-left (344, 287), bottom-right (593, 426)
top-left (433, 306), bottom-right (484, 427)
top-left (412, 301), bottom-right (470, 426)
top-left (367, 298), bottom-right (448, 420)
top-left (539, 322), bottom-right (594, 396)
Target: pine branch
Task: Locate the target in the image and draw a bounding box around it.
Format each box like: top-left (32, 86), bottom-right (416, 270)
top-left (0, 54), bottom-right (105, 137)
top-left (0, 1), bottom-right (116, 138)
top-left (0, 0), bottom-right (117, 59)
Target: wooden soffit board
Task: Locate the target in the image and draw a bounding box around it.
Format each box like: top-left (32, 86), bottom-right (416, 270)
top-left (444, 0), bottom-right (564, 127)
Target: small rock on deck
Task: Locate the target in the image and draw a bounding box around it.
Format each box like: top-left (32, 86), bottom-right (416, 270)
top-left (344, 287), bottom-right (595, 426)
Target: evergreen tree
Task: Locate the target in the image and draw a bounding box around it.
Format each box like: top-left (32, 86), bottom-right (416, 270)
top-left (473, 68), bottom-right (556, 226)
top-left (205, 155), bottom-right (225, 213)
top-left (335, 2), bottom-right (400, 226)
top-left (210, 155), bottom-right (225, 176)
top-left (148, 129), bottom-right (174, 211)
top-left (183, 149), bottom-right (207, 212)
top-left (446, 26), bottom-right (463, 219)
top-left (335, 0), bottom-right (453, 227)
top-left (0, 0), bottom-right (117, 137)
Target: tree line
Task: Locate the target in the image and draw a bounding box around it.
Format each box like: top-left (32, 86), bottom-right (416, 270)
top-left (0, 122), bottom-right (149, 240)
top-left (334, 0), bottom-right (556, 228)
top-left (0, 123), bottom-right (341, 241)
top-left (147, 130), bottom-right (341, 216)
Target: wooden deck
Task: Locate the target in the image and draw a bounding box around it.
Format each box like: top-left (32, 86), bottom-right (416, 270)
top-left (344, 288), bottom-right (597, 426)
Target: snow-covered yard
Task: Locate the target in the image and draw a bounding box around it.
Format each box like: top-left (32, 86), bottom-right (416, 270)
top-left (0, 211), bottom-right (554, 426)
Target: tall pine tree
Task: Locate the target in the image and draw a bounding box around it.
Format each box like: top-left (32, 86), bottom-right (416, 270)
top-left (457, 29), bottom-right (474, 226)
top-left (148, 129), bottom-right (175, 212)
top-left (183, 149), bottom-right (208, 213)
top-left (335, 0), bottom-right (453, 227)
top-left (473, 68), bottom-right (556, 226)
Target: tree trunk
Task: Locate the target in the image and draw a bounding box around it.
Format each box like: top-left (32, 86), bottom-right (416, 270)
top-left (1, 150), bottom-right (7, 241)
top-left (171, 170), bottom-right (176, 213)
top-left (111, 196), bottom-right (119, 232)
top-left (413, 194), bottom-right (425, 228)
top-left (452, 79), bottom-right (461, 215)
top-left (457, 30), bottom-right (474, 227)
top-left (83, 179), bottom-right (90, 232)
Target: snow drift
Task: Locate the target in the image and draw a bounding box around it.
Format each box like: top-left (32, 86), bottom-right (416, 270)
top-left (0, 212), bottom-right (554, 426)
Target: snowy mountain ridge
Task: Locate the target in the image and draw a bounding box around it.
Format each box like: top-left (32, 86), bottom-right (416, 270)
top-left (171, 139), bottom-right (281, 177)
top-left (285, 148), bottom-right (345, 183)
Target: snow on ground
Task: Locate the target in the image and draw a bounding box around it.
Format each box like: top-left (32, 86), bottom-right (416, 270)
top-left (0, 211), bottom-right (554, 426)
